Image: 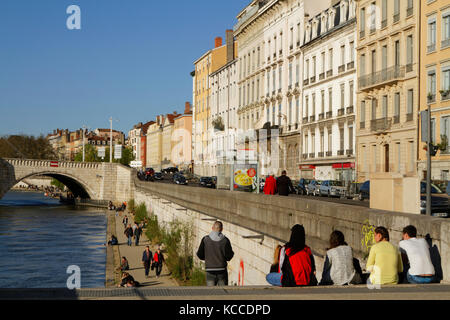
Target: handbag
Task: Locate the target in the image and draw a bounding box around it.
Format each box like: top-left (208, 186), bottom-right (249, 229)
top-left (151, 262), bottom-right (155, 270)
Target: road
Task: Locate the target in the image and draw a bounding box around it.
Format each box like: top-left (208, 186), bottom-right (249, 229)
top-left (141, 173), bottom-right (370, 208)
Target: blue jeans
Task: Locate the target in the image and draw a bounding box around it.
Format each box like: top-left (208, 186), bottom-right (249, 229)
top-left (407, 272), bottom-right (435, 284)
top-left (127, 235), bottom-right (132, 246)
top-left (266, 272), bottom-right (282, 286)
top-left (206, 271), bottom-right (228, 286)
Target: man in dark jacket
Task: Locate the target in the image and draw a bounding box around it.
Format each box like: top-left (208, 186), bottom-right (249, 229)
top-left (197, 221), bottom-right (234, 286)
top-left (124, 224), bottom-right (133, 246)
top-left (276, 170), bottom-right (294, 196)
top-left (142, 246), bottom-right (153, 278)
top-left (134, 223), bottom-right (142, 246)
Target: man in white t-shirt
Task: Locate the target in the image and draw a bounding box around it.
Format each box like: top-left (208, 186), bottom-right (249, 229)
top-left (399, 225), bottom-right (435, 284)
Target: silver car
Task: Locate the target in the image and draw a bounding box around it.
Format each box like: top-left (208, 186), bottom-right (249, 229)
top-left (319, 180), bottom-right (346, 197)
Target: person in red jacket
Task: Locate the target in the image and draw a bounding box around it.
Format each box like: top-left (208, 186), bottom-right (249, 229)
top-left (153, 247), bottom-right (165, 278)
top-left (263, 174), bottom-right (277, 195)
top-left (280, 224), bottom-right (317, 287)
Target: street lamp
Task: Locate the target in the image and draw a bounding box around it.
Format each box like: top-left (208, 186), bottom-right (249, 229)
top-left (82, 125), bottom-right (90, 162)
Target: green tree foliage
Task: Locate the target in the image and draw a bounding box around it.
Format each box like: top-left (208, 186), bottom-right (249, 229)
top-left (73, 145), bottom-right (134, 166)
top-left (0, 135), bottom-right (56, 159)
top-left (50, 178), bottom-right (65, 190)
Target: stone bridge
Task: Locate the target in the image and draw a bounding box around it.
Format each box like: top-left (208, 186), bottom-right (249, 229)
top-left (0, 158), bottom-right (134, 202)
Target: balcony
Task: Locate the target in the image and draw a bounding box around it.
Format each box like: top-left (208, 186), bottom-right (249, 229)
top-left (427, 94), bottom-right (436, 104)
top-left (360, 121), bottom-right (365, 129)
top-left (304, 79), bottom-right (309, 86)
top-left (346, 106), bottom-right (354, 114)
top-left (428, 43), bottom-right (436, 53)
top-left (318, 152), bottom-right (324, 158)
top-left (297, 41), bottom-right (300, 47)
top-left (290, 44), bottom-right (293, 50)
top-left (302, 153), bottom-right (308, 160)
top-left (326, 151), bottom-right (332, 157)
top-left (358, 65), bottom-right (405, 91)
top-left (318, 113), bottom-right (325, 120)
top-left (278, 88), bottom-right (282, 94)
top-left (338, 65), bottom-right (346, 73)
top-left (346, 149), bottom-right (353, 156)
top-left (360, 30), bottom-right (365, 39)
top-left (273, 53), bottom-right (276, 59)
top-left (441, 90), bottom-right (450, 101)
top-left (338, 108), bottom-right (345, 116)
top-left (319, 72), bottom-right (325, 80)
top-left (406, 113), bottom-right (413, 122)
top-left (337, 150), bottom-right (345, 156)
top-left (279, 50), bottom-right (283, 56)
top-left (381, 19), bottom-right (387, 29)
top-left (272, 90), bottom-right (276, 96)
top-left (393, 13), bottom-right (400, 23)
top-left (288, 84), bottom-right (292, 90)
top-left (370, 26), bottom-right (376, 34)
top-left (393, 115), bottom-right (400, 124)
top-left (442, 38), bottom-right (450, 49)
top-left (370, 117), bottom-right (392, 132)
top-left (309, 153), bottom-right (315, 159)
top-left (309, 115), bottom-right (315, 122)
top-left (303, 117), bottom-right (308, 123)
top-left (295, 82), bottom-right (299, 87)
top-left (310, 76), bottom-right (316, 84)
top-left (326, 111), bottom-right (333, 119)
top-left (347, 61), bottom-right (354, 70)
top-left (327, 69), bottom-right (333, 77)
top-left (406, 64), bottom-right (413, 73)
top-left (407, 7), bottom-right (413, 17)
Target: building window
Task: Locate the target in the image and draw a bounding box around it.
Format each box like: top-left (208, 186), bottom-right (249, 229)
top-left (443, 13), bottom-right (450, 48)
top-left (394, 0), bottom-right (400, 22)
top-left (406, 35), bottom-right (413, 71)
top-left (312, 93), bottom-right (316, 117)
top-left (441, 116), bottom-right (450, 153)
top-left (428, 71), bottom-right (436, 102)
top-left (407, 89), bottom-right (414, 116)
top-left (289, 100), bottom-right (292, 125)
top-left (360, 54), bottom-right (366, 76)
top-left (349, 81), bottom-right (354, 107)
top-left (442, 67), bottom-right (450, 98)
top-left (382, 95), bottom-right (388, 118)
top-left (360, 101), bottom-right (366, 124)
top-left (360, 8), bottom-right (365, 37)
top-left (321, 90), bottom-right (325, 114)
top-left (395, 40), bottom-right (400, 66)
top-left (289, 62), bottom-right (293, 86)
top-left (305, 96), bottom-right (309, 117)
top-left (328, 88), bottom-right (332, 112)
top-left (382, 45), bottom-right (387, 70)
top-left (296, 98), bottom-right (300, 124)
top-left (340, 84), bottom-right (345, 108)
top-left (428, 18), bottom-right (436, 53)
top-left (394, 93), bottom-right (400, 122)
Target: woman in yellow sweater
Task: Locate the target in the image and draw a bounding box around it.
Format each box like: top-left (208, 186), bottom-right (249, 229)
top-left (366, 226), bottom-right (403, 285)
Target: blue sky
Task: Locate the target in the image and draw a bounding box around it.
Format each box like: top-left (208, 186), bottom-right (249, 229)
top-left (0, 0), bottom-right (246, 137)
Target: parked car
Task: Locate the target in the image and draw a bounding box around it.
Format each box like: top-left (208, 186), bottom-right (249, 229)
top-left (173, 173), bottom-right (188, 185)
top-left (163, 167), bottom-right (179, 174)
top-left (306, 180), bottom-right (321, 196)
top-left (154, 172), bottom-right (163, 181)
top-left (296, 178), bottom-right (311, 195)
top-left (358, 181), bottom-right (370, 201)
top-left (420, 181), bottom-right (450, 218)
top-left (200, 177), bottom-right (216, 188)
top-left (319, 180), bottom-right (346, 197)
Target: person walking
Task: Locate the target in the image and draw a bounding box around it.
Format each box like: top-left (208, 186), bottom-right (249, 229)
top-left (319, 230), bottom-right (362, 286)
top-left (263, 173), bottom-right (277, 195)
top-left (122, 215), bottom-right (128, 229)
top-left (134, 223), bottom-right (142, 246)
top-left (366, 226), bottom-right (403, 285)
top-left (279, 224), bottom-right (317, 287)
top-left (399, 225), bottom-right (435, 284)
top-left (276, 170), bottom-right (294, 196)
top-left (124, 224), bottom-right (133, 247)
top-left (197, 221), bottom-right (234, 286)
top-left (142, 246), bottom-right (153, 278)
top-left (153, 247), bottom-right (165, 278)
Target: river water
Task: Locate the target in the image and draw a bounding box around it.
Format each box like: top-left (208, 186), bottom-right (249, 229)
top-left (0, 191), bottom-right (107, 288)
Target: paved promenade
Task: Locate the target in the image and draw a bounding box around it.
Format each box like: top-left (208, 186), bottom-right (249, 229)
top-left (113, 210), bottom-right (178, 288)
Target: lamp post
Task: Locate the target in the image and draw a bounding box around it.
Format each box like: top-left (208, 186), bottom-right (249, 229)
top-left (82, 125), bottom-right (89, 162)
top-left (108, 117), bottom-right (119, 163)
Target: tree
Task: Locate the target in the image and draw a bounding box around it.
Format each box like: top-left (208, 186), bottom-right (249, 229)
top-left (0, 135), bottom-right (56, 159)
top-left (73, 144), bottom-right (101, 162)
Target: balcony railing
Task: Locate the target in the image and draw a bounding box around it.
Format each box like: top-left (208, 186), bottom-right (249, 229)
top-left (304, 79), bottom-right (309, 86)
top-left (326, 111), bottom-right (333, 119)
top-left (326, 151), bottom-right (332, 157)
top-left (302, 153), bottom-right (308, 159)
top-left (406, 64), bottom-right (413, 73)
top-left (346, 149), bottom-right (353, 156)
top-left (381, 19), bottom-right (387, 29)
top-left (393, 13), bottom-right (400, 23)
top-left (393, 115), bottom-right (400, 124)
top-left (337, 150), bottom-right (345, 156)
top-left (442, 38), bottom-right (450, 49)
top-left (346, 106), bottom-right (354, 114)
top-left (327, 69), bottom-right (333, 77)
top-left (360, 30), bottom-right (365, 39)
top-left (441, 90), bottom-right (450, 101)
top-left (406, 113), bottom-right (413, 122)
top-left (338, 65), bottom-right (346, 73)
top-left (318, 113), bottom-right (324, 120)
top-left (347, 61), bottom-right (354, 70)
top-left (303, 117), bottom-right (308, 123)
top-left (309, 153), bottom-right (315, 159)
top-left (407, 7), bottom-right (413, 17)
top-left (319, 72), bottom-right (325, 80)
top-left (428, 94), bottom-right (436, 104)
top-left (297, 41), bottom-right (300, 47)
top-left (370, 117), bottom-right (392, 132)
top-left (278, 88), bottom-right (282, 94)
top-left (295, 82), bottom-right (299, 87)
top-left (358, 65), bottom-right (405, 90)
top-left (290, 44), bottom-right (293, 50)
top-left (310, 115), bottom-right (315, 122)
top-left (310, 76), bottom-right (316, 84)
top-left (338, 108), bottom-right (345, 116)
top-left (428, 43), bottom-right (436, 53)
top-left (360, 121), bottom-right (365, 129)
top-left (318, 152), bottom-right (324, 158)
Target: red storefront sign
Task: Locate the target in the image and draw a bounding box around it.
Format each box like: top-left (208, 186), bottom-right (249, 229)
top-left (299, 165), bottom-right (316, 170)
top-left (332, 162), bottom-right (355, 169)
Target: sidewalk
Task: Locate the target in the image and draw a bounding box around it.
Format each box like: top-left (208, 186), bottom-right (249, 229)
top-left (113, 211), bottom-right (178, 287)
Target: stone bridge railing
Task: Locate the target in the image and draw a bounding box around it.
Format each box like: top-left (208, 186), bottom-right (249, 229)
top-left (3, 158), bottom-right (103, 169)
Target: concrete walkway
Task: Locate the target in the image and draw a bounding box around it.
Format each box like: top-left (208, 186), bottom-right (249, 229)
top-left (113, 211), bottom-right (178, 288)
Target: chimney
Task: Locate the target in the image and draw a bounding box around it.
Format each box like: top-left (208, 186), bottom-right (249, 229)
top-left (184, 102), bottom-right (191, 114)
top-left (226, 29), bottom-right (234, 63)
top-left (215, 37), bottom-right (223, 48)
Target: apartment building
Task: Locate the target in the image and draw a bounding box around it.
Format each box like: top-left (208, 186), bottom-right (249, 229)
top-left (418, 0), bottom-right (450, 181)
top-left (356, 0), bottom-right (419, 182)
top-left (300, 0), bottom-right (357, 181)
